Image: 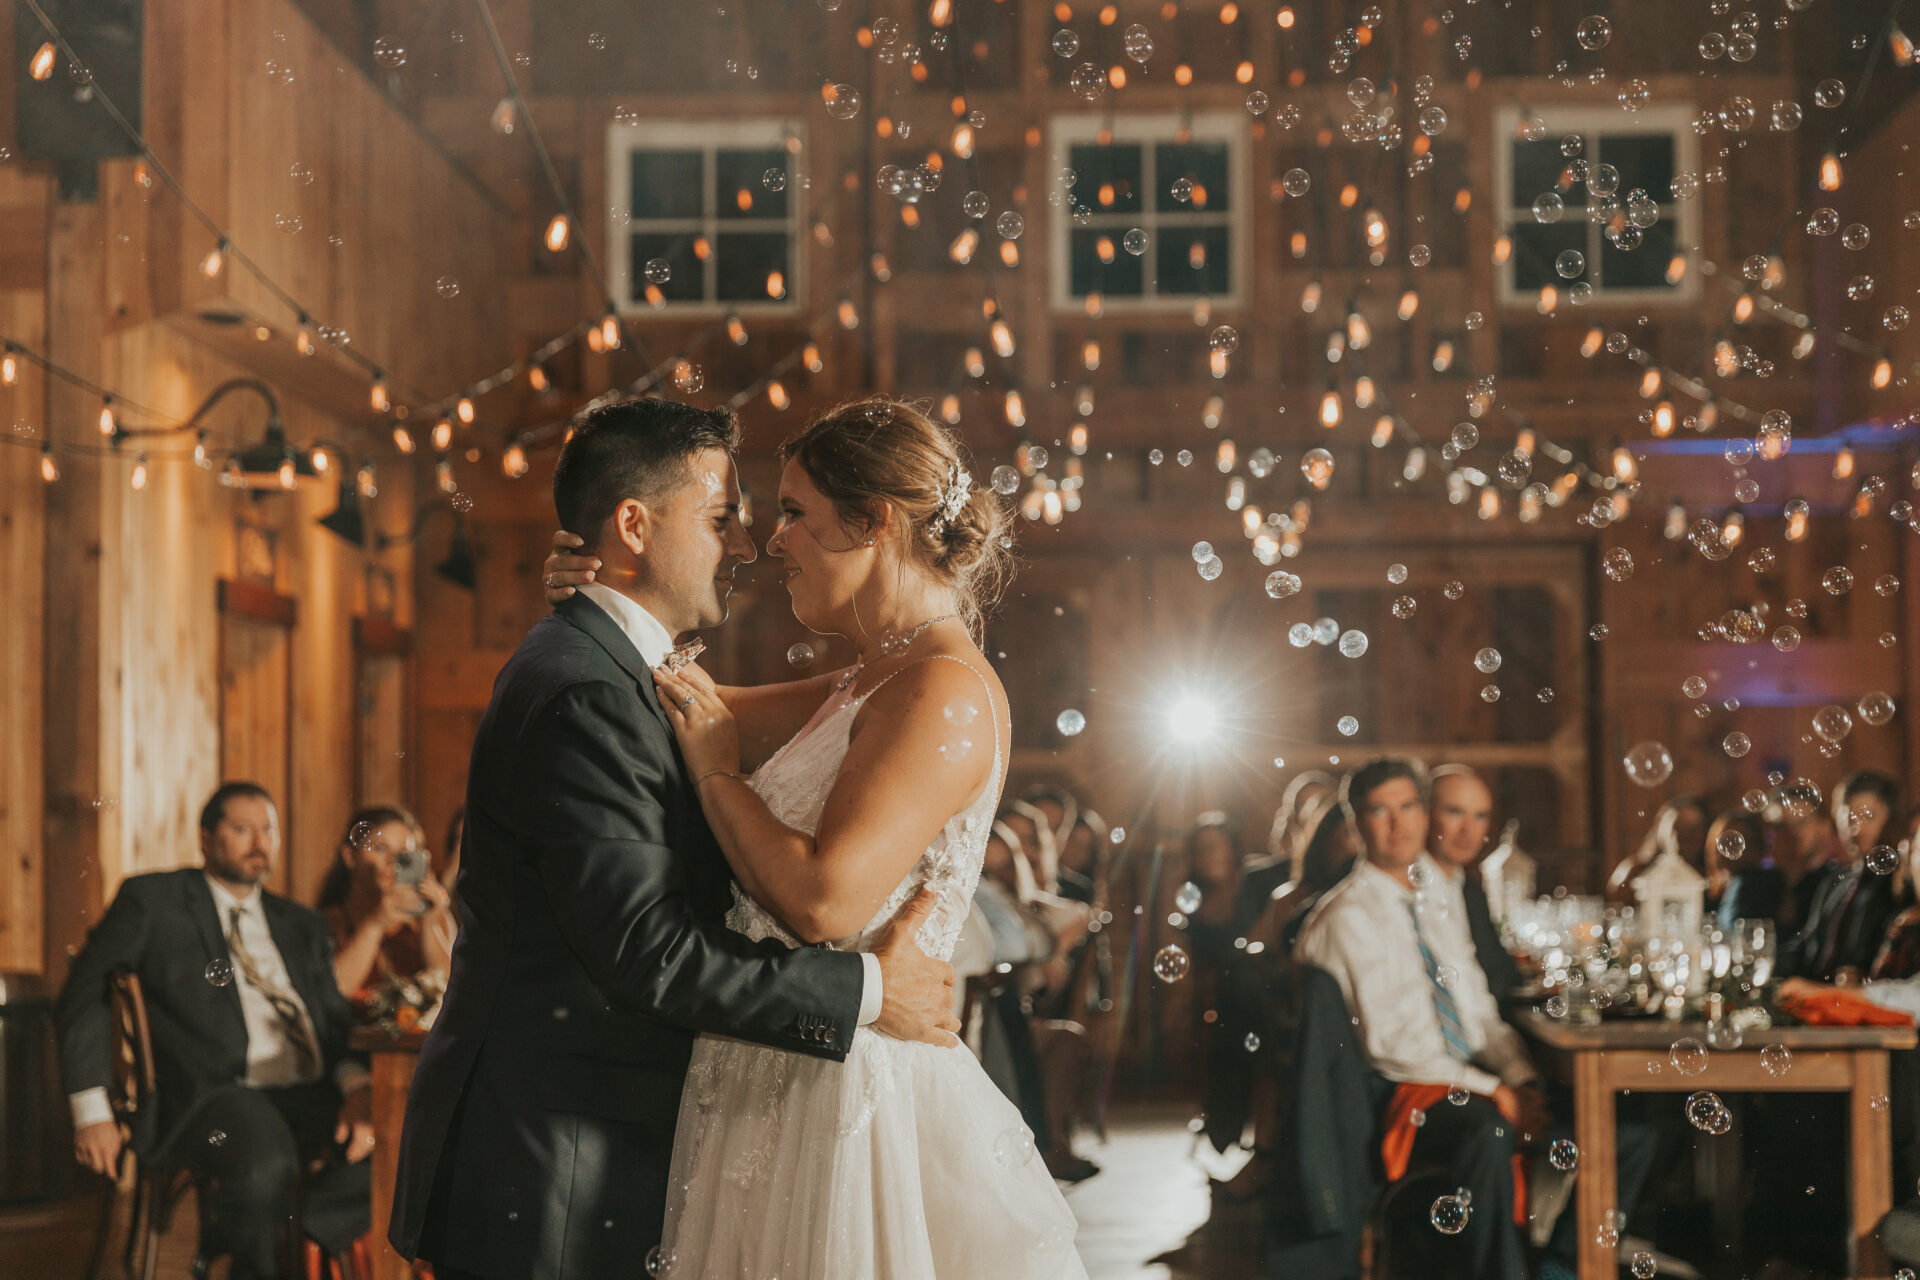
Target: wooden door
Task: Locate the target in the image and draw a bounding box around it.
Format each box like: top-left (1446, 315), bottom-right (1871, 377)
top-left (218, 580), bottom-right (296, 895)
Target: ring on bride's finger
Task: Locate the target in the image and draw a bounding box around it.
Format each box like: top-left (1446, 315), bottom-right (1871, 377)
top-left (680, 694), bottom-right (696, 710)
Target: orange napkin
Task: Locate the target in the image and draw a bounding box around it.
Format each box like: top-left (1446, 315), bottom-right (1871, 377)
top-left (1381, 1081), bottom-right (1527, 1225)
top-left (1779, 988), bottom-right (1916, 1027)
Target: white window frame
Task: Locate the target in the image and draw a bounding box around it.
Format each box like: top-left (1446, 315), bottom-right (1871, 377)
top-left (1047, 113), bottom-right (1250, 313)
top-left (606, 119), bottom-right (804, 317)
top-left (1493, 104), bottom-right (1700, 308)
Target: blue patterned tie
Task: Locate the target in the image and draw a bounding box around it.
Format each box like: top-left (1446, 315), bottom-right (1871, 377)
top-left (1408, 900), bottom-right (1473, 1063)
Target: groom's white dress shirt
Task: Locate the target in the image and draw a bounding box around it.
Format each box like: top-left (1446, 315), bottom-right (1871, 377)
top-left (1295, 855), bottom-right (1536, 1096)
top-left (576, 585), bottom-right (882, 1027)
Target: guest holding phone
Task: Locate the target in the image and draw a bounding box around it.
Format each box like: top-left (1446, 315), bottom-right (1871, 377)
top-left (317, 806), bottom-right (455, 1006)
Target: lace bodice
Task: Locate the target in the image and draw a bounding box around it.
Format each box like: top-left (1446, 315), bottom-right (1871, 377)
top-left (723, 656), bottom-right (1003, 962)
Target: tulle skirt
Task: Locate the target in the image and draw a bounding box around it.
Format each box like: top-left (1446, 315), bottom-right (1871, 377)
top-left (661, 1026), bottom-right (1087, 1279)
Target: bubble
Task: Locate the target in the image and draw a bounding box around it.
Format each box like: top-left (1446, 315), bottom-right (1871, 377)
top-left (1244, 89), bottom-right (1271, 116)
top-left (1538, 687), bottom-right (1555, 704)
top-left (1624, 742), bottom-right (1674, 787)
top-left (1813, 704), bottom-right (1854, 742)
top-left (1282, 168), bottom-right (1312, 198)
top-left (1870, 844), bottom-right (1901, 875)
top-left (1174, 881), bottom-right (1203, 914)
top-left (1478, 684), bottom-right (1500, 703)
top-left (1618, 78), bottom-right (1651, 112)
top-left (1392, 596), bottom-right (1417, 620)
top-left (1244, 1032), bottom-right (1262, 1052)
top-left (995, 210), bottom-right (1025, 240)
top-left (1808, 207), bottom-right (1842, 236)
top-left (1056, 709), bottom-right (1087, 737)
top-left (1420, 105), bottom-right (1448, 135)
top-left (1386, 563), bottom-right (1408, 585)
top-left (992, 1126), bottom-right (1037, 1168)
top-left (207, 1129), bottom-right (228, 1147)
top-left (1196, 555), bottom-right (1223, 581)
top-left (1472, 647), bottom-right (1502, 674)
top-left (943, 699), bottom-right (979, 728)
top-left (985, 465), bottom-right (1021, 497)
top-left (1887, 307), bottom-right (1912, 332)
top-left (1051, 28), bottom-right (1080, 57)
top-left (1707, 1020), bottom-right (1744, 1051)
top-left (1814, 79), bottom-right (1847, 108)
top-left (1409, 244), bottom-right (1432, 267)
top-left (962, 190), bottom-right (990, 220)
top-left (1499, 450), bottom-right (1533, 487)
top-left (1430, 1193), bottom-right (1471, 1234)
top-left (1153, 944), bottom-right (1191, 983)
top-left (1444, 581), bottom-right (1465, 601)
top-left (1338, 630), bottom-right (1369, 659)
top-left (435, 276), bottom-right (461, 300)
top-left (1632, 1253), bottom-right (1657, 1279)
top-left (824, 84), bottom-right (862, 119)
top-left (1548, 1138), bottom-right (1579, 1171)
top-left (784, 643), bottom-right (815, 669)
top-left (1124, 24), bottom-right (1154, 61)
top-left (1757, 1044), bottom-right (1793, 1078)
top-left (205, 959), bottom-right (234, 987)
top-left (1602, 549), bottom-right (1634, 582)
top-left (1874, 1093), bottom-right (1893, 1113)
top-left (937, 738), bottom-right (972, 763)
top-left (1265, 572), bottom-right (1302, 600)
top-left (1532, 192), bottom-right (1565, 224)
top-left (1671, 1038), bottom-right (1709, 1076)
top-left (643, 258), bottom-right (672, 285)
top-left (1068, 62), bottom-right (1107, 100)
top-left (1336, 715), bottom-right (1360, 737)
top-left (1859, 692), bottom-right (1897, 726)
top-left (1300, 448), bottom-right (1335, 487)
top-left (274, 212), bottom-right (304, 235)
top-left (1450, 422), bottom-right (1479, 451)
top-left (372, 37), bottom-right (408, 69)
top-left (1576, 14), bottom-right (1611, 49)
top-left (1446, 1085), bottom-right (1470, 1107)
top-left (1716, 731), bottom-right (1752, 762)
top-left (1687, 1090), bottom-right (1733, 1135)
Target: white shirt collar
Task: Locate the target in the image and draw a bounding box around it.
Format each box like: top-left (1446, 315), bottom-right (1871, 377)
top-left (205, 871), bottom-right (263, 917)
top-left (577, 583), bottom-right (677, 668)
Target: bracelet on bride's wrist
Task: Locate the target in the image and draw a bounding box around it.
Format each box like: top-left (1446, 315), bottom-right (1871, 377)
top-left (695, 768), bottom-right (744, 788)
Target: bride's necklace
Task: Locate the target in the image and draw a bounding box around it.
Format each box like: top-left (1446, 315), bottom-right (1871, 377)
top-left (834, 614), bottom-right (956, 693)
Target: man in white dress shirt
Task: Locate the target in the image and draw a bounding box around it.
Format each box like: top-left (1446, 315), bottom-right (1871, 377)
top-left (56, 783), bottom-right (373, 1279)
top-left (1296, 758), bottom-right (1656, 1280)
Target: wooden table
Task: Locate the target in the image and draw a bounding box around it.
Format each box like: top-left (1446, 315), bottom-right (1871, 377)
top-left (1522, 1013), bottom-right (1916, 1280)
top-left (350, 1024), bottom-right (427, 1280)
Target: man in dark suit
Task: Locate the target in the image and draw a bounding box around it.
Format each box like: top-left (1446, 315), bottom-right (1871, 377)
top-left (56, 782), bottom-right (373, 1280)
top-left (1427, 764), bottom-right (1522, 1000)
top-left (389, 397), bottom-right (957, 1280)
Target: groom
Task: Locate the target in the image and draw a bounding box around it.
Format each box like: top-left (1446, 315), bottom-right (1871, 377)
top-left (389, 397), bottom-right (958, 1280)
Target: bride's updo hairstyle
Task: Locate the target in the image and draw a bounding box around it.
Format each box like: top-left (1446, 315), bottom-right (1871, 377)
top-left (779, 396), bottom-right (1013, 637)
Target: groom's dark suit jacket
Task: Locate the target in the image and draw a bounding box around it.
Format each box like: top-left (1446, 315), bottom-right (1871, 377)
top-left (390, 592), bottom-right (865, 1280)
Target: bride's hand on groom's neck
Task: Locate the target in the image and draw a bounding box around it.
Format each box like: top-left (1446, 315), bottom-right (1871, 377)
top-left (544, 529), bottom-right (600, 603)
top-left (871, 889), bottom-right (961, 1047)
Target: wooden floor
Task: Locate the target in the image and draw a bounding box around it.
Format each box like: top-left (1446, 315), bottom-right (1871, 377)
top-left (0, 1109), bottom-right (1260, 1279)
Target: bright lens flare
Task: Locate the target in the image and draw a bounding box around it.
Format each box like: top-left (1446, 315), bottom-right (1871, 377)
top-left (1167, 694), bottom-right (1223, 748)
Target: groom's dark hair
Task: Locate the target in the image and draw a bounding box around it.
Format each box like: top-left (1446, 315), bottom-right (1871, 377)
top-left (552, 397), bottom-right (741, 545)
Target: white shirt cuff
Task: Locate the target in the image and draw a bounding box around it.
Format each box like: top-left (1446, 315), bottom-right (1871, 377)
top-left (70, 1087), bottom-right (114, 1131)
top-left (335, 1062), bottom-right (372, 1095)
top-left (857, 952), bottom-right (883, 1026)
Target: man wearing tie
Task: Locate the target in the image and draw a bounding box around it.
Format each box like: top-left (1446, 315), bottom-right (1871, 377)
top-left (1426, 764), bottom-right (1524, 1001)
top-left (56, 782), bottom-right (372, 1280)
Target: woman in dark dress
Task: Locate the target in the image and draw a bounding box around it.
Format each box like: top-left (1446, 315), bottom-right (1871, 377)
top-left (1871, 805), bottom-right (1920, 980)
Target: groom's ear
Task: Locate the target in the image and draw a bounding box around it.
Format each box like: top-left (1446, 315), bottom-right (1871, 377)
top-left (610, 497), bottom-right (652, 556)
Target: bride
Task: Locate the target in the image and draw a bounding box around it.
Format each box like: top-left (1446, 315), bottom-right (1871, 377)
top-left (542, 396), bottom-right (1086, 1279)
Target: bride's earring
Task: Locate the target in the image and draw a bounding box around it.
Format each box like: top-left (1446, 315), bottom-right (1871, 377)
top-left (862, 536), bottom-right (876, 547)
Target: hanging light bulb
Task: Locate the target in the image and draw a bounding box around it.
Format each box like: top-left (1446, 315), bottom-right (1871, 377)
top-left (437, 459), bottom-right (457, 494)
top-left (274, 452), bottom-right (296, 490)
top-left (365, 372), bottom-right (388, 413)
top-left (357, 462), bottom-right (377, 499)
top-left (1397, 290), bottom-right (1420, 321)
top-left (1319, 388), bottom-right (1342, 428)
top-left (1478, 488), bottom-right (1501, 521)
top-left (1042, 487), bottom-right (1064, 525)
top-left (1203, 395), bottom-right (1225, 429)
top-left (310, 447), bottom-right (331, 475)
top-left (837, 299), bottom-right (859, 329)
top-left (502, 441), bottom-right (529, 479)
top-left (1819, 150), bottom-right (1843, 192)
top-left (202, 238), bottom-right (229, 278)
top-left (1081, 339), bottom-right (1101, 372)
top-left (1004, 389), bottom-right (1025, 427)
top-left (1371, 415), bottom-right (1395, 448)
top-left (1721, 507), bottom-right (1745, 547)
top-left (1611, 445), bottom-right (1638, 484)
top-left (528, 365), bottom-right (549, 391)
top-left (1537, 285), bottom-right (1558, 314)
top-left (129, 454), bottom-right (149, 491)
top-left (1833, 446), bottom-right (1856, 480)
top-left (2, 346), bottom-right (18, 386)
top-left (1431, 340), bottom-right (1454, 373)
top-left (544, 214), bottom-right (571, 252)
top-left (1638, 368), bottom-right (1662, 398)
top-left (1733, 293), bottom-right (1756, 323)
top-left (1785, 498), bottom-right (1810, 541)
top-left (1354, 376), bottom-right (1376, 409)
top-left (192, 431), bottom-right (210, 469)
top-left (40, 443), bottom-right (58, 484)
top-left (30, 41), bottom-right (57, 80)
top-left (990, 319), bottom-right (1015, 358)
top-left (449, 396), bottom-right (473, 426)
top-left (803, 343), bottom-right (823, 373)
top-left (940, 393), bottom-right (961, 425)
top-left (727, 315), bottom-right (748, 347)
top-left (1652, 401), bottom-right (1675, 437)
top-left (964, 347), bottom-right (986, 378)
top-left (1792, 330), bottom-right (1817, 360)
top-left (600, 313), bottom-right (622, 349)
top-left (1289, 230), bottom-right (1308, 259)
top-left (1714, 339), bottom-right (1739, 377)
top-left (586, 325), bottom-right (606, 355)
top-left (949, 228), bottom-right (979, 265)
top-left (1216, 439), bottom-right (1237, 473)
top-left (1663, 500), bottom-right (1687, 541)
top-left (1581, 328), bottom-right (1604, 358)
top-left (1346, 309), bottom-right (1371, 349)
top-left (1326, 332), bottom-right (1346, 363)
top-left (491, 96), bottom-right (518, 134)
top-left (1698, 400), bottom-right (1720, 431)
top-left (1209, 348), bottom-right (1230, 379)
top-left (295, 316), bottom-right (315, 356)
top-left (432, 419), bottom-right (454, 452)
top-left (1403, 447), bottom-right (1427, 481)
top-left (1300, 280), bottom-right (1323, 313)
top-left (766, 380), bottom-right (790, 410)
top-left (1874, 357), bottom-right (1894, 389)
top-left (97, 396), bottom-right (116, 436)
top-left (1492, 235), bottom-right (1512, 264)
top-left (392, 424), bottom-right (416, 454)
top-left (1070, 423), bottom-right (1090, 454)
top-left (1076, 384), bottom-right (1094, 416)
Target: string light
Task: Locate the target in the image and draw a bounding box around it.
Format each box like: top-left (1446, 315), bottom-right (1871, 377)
top-left (1874, 357), bottom-right (1894, 389)
top-left (1397, 291), bottom-right (1419, 321)
top-left (766, 380), bottom-right (790, 410)
top-left (392, 424), bottom-right (416, 455)
top-left (803, 343), bottom-right (823, 373)
top-left (940, 393), bottom-right (961, 424)
top-left (193, 432), bottom-right (209, 468)
top-left (130, 453), bottom-right (149, 491)
top-left (1651, 401), bottom-right (1675, 437)
top-left (97, 396), bottom-right (117, 436)
top-left (370, 373), bottom-right (390, 414)
top-left (990, 319), bottom-right (1015, 358)
top-left (1721, 508), bottom-right (1745, 547)
top-left (1, 346), bottom-right (17, 386)
top-left (727, 315), bottom-right (749, 347)
top-left (431, 419), bottom-right (454, 452)
top-left (277, 453), bottom-right (297, 490)
top-left (456, 396), bottom-right (476, 425)
top-left (1834, 446), bottom-right (1856, 480)
top-left (1300, 280), bottom-right (1323, 313)
top-left (357, 462), bottom-right (378, 499)
top-left (39, 443), bottom-right (58, 484)
top-left (201, 238), bottom-right (229, 278)
top-left (1318, 388), bottom-right (1342, 428)
top-left (1786, 498), bottom-right (1810, 541)
top-left (295, 317), bottom-right (315, 357)
top-left (29, 41), bottom-right (56, 80)
top-left (1819, 150), bottom-right (1843, 192)
top-left (502, 440), bottom-right (529, 478)
top-left (544, 214), bottom-right (571, 252)
top-left (437, 459), bottom-right (457, 494)
top-left (1003, 389), bottom-right (1025, 427)
top-left (599, 313), bottom-right (622, 349)
top-left (309, 447), bottom-right (330, 475)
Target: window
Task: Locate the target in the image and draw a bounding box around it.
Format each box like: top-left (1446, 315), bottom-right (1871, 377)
top-left (1048, 114), bottom-right (1249, 311)
top-left (606, 120), bottom-right (802, 314)
top-left (1495, 106), bottom-right (1700, 306)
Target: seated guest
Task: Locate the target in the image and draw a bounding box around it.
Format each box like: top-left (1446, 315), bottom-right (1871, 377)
top-left (1242, 771), bottom-right (1338, 908)
top-left (1297, 758), bottom-right (1654, 1280)
top-left (1605, 795), bottom-right (1709, 905)
top-left (1871, 805), bottom-right (1920, 981)
top-left (1719, 806), bottom-right (1830, 935)
top-left (1782, 771), bottom-right (1901, 983)
top-left (316, 806), bottom-right (455, 1008)
top-left (1250, 804), bottom-right (1358, 955)
top-left (56, 782), bottom-right (373, 1280)
top-left (1054, 803), bottom-right (1109, 905)
top-left (1426, 764), bottom-right (1522, 1001)
top-left (1000, 799), bottom-right (1062, 895)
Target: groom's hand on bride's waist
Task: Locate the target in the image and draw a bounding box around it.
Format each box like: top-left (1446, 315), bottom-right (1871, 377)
top-left (872, 888), bottom-right (962, 1047)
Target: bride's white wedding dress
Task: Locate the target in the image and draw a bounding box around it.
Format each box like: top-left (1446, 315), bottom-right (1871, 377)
top-left (660, 655), bottom-right (1088, 1279)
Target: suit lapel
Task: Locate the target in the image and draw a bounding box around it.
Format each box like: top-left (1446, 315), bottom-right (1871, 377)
top-left (184, 873), bottom-right (247, 1035)
top-left (555, 593), bottom-right (673, 734)
top-left (261, 893), bottom-right (321, 1031)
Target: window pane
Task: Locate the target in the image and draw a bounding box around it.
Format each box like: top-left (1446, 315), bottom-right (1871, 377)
top-left (1600, 134), bottom-right (1675, 202)
top-left (1069, 143), bottom-right (1143, 215)
top-left (1155, 225), bottom-right (1229, 296)
top-left (1070, 229), bottom-right (1145, 296)
top-left (1510, 224), bottom-right (1587, 291)
top-left (1598, 222), bottom-right (1677, 289)
top-left (1510, 139), bottom-right (1573, 208)
top-left (716, 147), bottom-right (790, 220)
top-left (628, 233), bottom-right (704, 303)
top-left (1155, 143), bottom-right (1229, 212)
top-left (630, 150), bottom-right (704, 220)
top-left (716, 232), bottom-right (790, 301)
